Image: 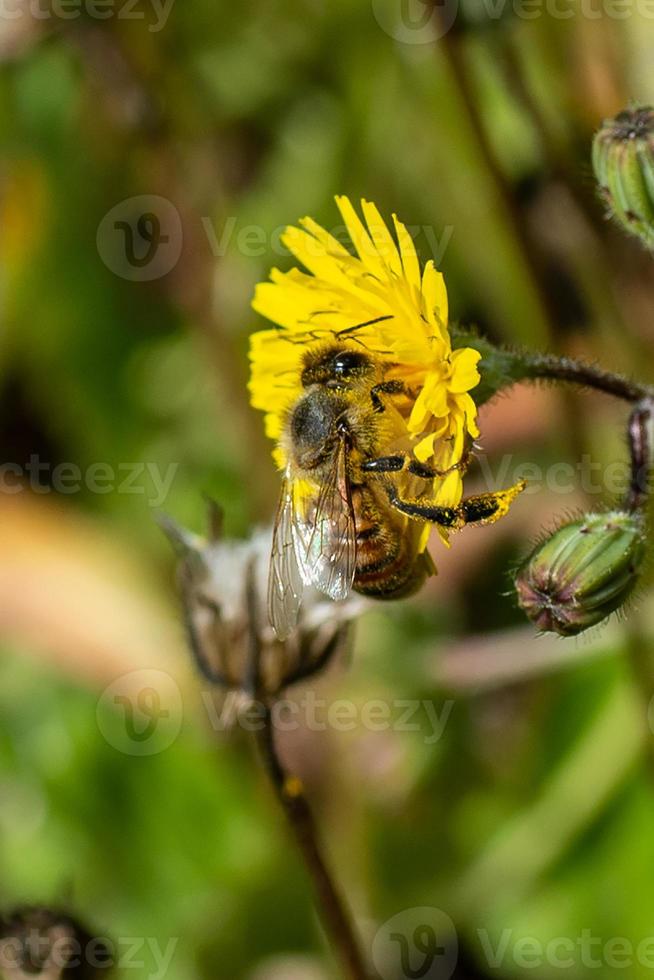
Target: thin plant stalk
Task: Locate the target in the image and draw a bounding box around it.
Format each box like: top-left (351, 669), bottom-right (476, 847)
top-left (518, 353), bottom-right (653, 404)
top-left (431, 10), bottom-right (562, 343)
top-left (255, 703), bottom-right (370, 980)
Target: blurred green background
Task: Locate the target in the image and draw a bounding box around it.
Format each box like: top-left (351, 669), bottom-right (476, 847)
top-left (2, 1), bottom-right (654, 977)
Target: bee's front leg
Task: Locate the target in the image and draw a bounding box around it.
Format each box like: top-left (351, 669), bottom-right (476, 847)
top-left (370, 380), bottom-right (404, 412)
top-left (362, 450), bottom-right (471, 480)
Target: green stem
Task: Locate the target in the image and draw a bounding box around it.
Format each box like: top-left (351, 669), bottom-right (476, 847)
top-left (624, 616), bottom-right (654, 795)
top-left (255, 704), bottom-right (370, 980)
top-left (452, 330), bottom-right (654, 406)
top-left (432, 10), bottom-right (560, 345)
top-left (625, 399), bottom-right (654, 512)
top-left (514, 352), bottom-right (652, 404)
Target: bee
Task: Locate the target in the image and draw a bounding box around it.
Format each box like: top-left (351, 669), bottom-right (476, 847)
top-left (268, 342), bottom-right (517, 639)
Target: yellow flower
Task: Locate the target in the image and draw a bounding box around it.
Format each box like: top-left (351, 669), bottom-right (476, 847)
top-left (248, 196), bottom-right (522, 547)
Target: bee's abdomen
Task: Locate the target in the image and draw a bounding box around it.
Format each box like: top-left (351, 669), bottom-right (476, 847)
top-left (351, 488), bottom-right (427, 599)
top-left (354, 540), bottom-right (427, 598)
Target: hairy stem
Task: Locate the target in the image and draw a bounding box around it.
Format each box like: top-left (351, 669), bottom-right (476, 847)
top-left (255, 704), bottom-right (370, 980)
top-left (451, 330), bottom-right (654, 406)
top-left (516, 352), bottom-right (653, 404)
top-left (625, 399), bottom-right (654, 511)
top-left (622, 404), bottom-right (654, 787)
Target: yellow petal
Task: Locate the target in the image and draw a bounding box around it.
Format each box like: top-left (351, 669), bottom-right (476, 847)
top-left (456, 393), bottom-right (480, 438)
top-left (434, 470), bottom-right (463, 507)
top-left (298, 215), bottom-right (352, 259)
top-left (449, 347), bottom-right (481, 393)
top-left (281, 225), bottom-right (353, 285)
top-left (408, 371), bottom-right (448, 433)
top-left (421, 261), bottom-right (448, 333)
top-left (392, 212), bottom-right (421, 291)
top-left (361, 199), bottom-right (402, 276)
top-left (436, 527), bottom-right (452, 548)
top-left (417, 523), bottom-right (432, 553)
top-left (252, 281), bottom-right (314, 330)
top-left (408, 388), bottom-right (432, 435)
top-left (335, 195), bottom-right (386, 281)
top-left (414, 432), bottom-right (436, 463)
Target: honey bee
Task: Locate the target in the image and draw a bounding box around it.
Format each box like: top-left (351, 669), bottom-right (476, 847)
top-left (269, 342), bottom-right (516, 638)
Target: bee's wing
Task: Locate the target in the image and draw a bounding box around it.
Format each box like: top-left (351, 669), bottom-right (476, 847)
top-left (268, 474), bottom-right (304, 640)
top-left (295, 434), bottom-right (357, 602)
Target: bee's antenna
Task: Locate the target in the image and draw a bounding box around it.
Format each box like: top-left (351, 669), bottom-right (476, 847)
top-left (335, 313), bottom-right (394, 337)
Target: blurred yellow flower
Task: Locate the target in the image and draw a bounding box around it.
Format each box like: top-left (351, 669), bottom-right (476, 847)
top-left (249, 196), bottom-right (482, 514)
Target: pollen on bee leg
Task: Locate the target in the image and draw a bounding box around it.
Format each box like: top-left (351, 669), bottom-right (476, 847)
top-left (460, 479), bottom-right (526, 526)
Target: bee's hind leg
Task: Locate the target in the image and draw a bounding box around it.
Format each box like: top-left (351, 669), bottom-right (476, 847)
top-left (385, 483), bottom-right (462, 528)
top-left (385, 481), bottom-right (526, 529)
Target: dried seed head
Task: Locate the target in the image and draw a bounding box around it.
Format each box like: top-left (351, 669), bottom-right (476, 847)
top-left (0, 907), bottom-right (112, 979)
top-left (515, 511), bottom-right (646, 637)
top-left (592, 106), bottom-right (654, 250)
top-left (159, 501), bottom-right (366, 697)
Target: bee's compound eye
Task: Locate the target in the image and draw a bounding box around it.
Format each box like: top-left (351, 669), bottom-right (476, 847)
top-left (332, 351), bottom-right (368, 377)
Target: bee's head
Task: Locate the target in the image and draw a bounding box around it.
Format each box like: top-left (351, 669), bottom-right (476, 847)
top-left (301, 345), bottom-right (374, 388)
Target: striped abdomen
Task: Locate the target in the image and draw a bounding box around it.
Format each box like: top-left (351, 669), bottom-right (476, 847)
top-left (351, 485), bottom-right (430, 599)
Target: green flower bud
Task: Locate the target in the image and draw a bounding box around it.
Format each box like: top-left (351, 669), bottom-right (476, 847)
top-left (515, 511), bottom-right (646, 636)
top-left (592, 106), bottom-right (654, 250)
